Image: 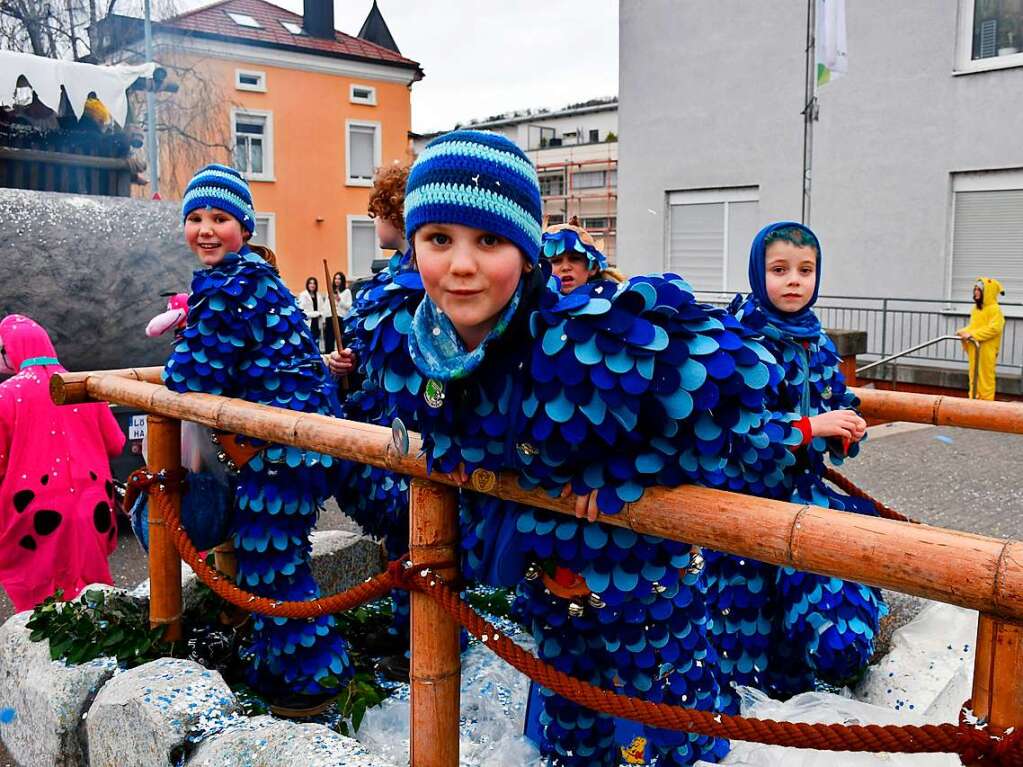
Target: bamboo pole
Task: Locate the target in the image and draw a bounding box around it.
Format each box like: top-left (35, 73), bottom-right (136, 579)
top-left (969, 614), bottom-right (1023, 764)
top-left (50, 366), bottom-right (163, 406)
top-left (49, 373), bottom-right (1023, 623)
top-left (408, 480), bottom-right (461, 767)
top-left (146, 414), bottom-right (183, 642)
top-left (851, 387), bottom-right (1023, 435)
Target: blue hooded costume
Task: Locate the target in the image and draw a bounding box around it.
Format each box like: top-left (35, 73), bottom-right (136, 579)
top-left (164, 165), bottom-right (352, 704)
top-left (342, 131), bottom-right (800, 766)
top-left (702, 221), bottom-right (887, 710)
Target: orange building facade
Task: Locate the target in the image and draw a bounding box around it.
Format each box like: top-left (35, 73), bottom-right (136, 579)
top-left (94, 0), bottom-right (421, 290)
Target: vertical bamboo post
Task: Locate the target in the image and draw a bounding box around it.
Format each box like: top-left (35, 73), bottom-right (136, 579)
top-left (146, 415), bottom-right (183, 642)
top-left (408, 479), bottom-right (461, 767)
top-left (969, 613), bottom-right (1023, 764)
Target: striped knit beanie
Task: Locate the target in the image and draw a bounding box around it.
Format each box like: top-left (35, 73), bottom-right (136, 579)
top-left (404, 130), bottom-right (543, 264)
top-left (181, 163), bottom-right (256, 234)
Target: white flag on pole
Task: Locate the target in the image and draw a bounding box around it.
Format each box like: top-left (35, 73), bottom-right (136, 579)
top-left (816, 0), bottom-right (848, 86)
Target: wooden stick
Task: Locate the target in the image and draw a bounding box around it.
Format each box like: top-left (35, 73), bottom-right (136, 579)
top-left (409, 480), bottom-right (461, 767)
top-left (49, 373), bottom-right (1023, 623)
top-left (323, 259), bottom-right (343, 351)
top-left (146, 415), bottom-right (183, 642)
top-left (322, 259), bottom-right (348, 391)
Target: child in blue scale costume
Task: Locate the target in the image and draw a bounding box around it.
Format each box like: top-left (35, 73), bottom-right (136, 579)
top-left (702, 221), bottom-right (887, 711)
top-left (342, 130), bottom-right (801, 766)
top-left (163, 164), bottom-right (351, 715)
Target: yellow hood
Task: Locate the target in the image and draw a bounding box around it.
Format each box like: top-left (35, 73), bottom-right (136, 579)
top-left (975, 277), bottom-right (1004, 308)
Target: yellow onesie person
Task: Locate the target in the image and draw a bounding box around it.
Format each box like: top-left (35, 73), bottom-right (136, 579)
top-left (957, 277), bottom-right (1005, 400)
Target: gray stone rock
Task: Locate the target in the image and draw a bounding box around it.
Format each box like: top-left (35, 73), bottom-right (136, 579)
top-left (0, 188), bottom-right (192, 373)
top-left (0, 611), bottom-right (118, 767)
top-left (187, 716), bottom-right (396, 767)
top-left (130, 562), bottom-right (208, 616)
top-left (310, 530), bottom-right (384, 594)
top-left (87, 657), bottom-right (242, 767)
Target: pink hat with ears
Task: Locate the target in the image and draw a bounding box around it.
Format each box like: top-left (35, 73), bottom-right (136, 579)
top-left (146, 293), bottom-right (189, 337)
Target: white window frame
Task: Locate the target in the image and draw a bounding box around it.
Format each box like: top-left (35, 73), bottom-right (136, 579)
top-left (347, 214), bottom-right (378, 276)
top-left (280, 20), bottom-right (304, 35)
top-left (954, 0), bottom-right (1023, 74)
top-left (252, 212), bottom-right (276, 251)
top-left (945, 167), bottom-right (1023, 299)
top-left (231, 108), bottom-right (274, 182)
top-left (349, 83), bottom-right (377, 106)
top-left (665, 186), bottom-right (759, 293)
top-left (235, 68), bottom-right (266, 92)
top-left (345, 119), bottom-right (381, 187)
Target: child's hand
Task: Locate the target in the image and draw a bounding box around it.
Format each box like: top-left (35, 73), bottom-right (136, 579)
top-left (809, 410), bottom-right (867, 442)
top-left (445, 463), bottom-right (468, 485)
top-left (327, 348), bottom-right (356, 377)
top-left (561, 484), bottom-right (600, 522)
top-left (957, 330), bottom-right (973, 341)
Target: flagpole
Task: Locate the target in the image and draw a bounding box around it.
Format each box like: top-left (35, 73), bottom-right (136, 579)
top-left (801, 0), bottom-right (817, 225)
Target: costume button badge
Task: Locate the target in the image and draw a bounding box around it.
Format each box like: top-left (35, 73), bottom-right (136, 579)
top-left (391, 418), bottom-right (409, 456)
top-left (424, 378), bottom-right (445, 408)
top-left (822, 385), bottom-right (833, 400)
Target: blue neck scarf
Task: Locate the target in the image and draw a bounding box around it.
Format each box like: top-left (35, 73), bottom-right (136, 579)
top-left (745, 221), bottom-right (822, 341)
top-left (409, 281), bottom-right (524, 382)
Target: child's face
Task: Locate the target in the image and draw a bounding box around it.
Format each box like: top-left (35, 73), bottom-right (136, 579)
top-left (376, 217), bottom-right (405, 250)
top-left (414, 223), bottom-right (527, 350)
top-left (184, 207), bottom-right (245, 267)
top-left (974, 285), bottom-right (983, 302)
top-left (764, 240), bottom-right (817, 313)
top-left (548, 252), bottom-right (598, 294)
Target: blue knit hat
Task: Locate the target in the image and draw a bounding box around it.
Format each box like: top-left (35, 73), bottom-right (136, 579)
top-left (181, 163), bottom-right (256, 234)
top-left (404, 130), bottom-right (543, 264)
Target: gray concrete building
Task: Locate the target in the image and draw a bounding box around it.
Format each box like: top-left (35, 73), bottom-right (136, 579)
top-left (618, 0), bottom-right (1023, 306)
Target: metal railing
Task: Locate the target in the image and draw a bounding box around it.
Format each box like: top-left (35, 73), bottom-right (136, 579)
top-left (856, 336), bottom-right (981, 397)
top-left (694, 292), bottom-right (1023, 376)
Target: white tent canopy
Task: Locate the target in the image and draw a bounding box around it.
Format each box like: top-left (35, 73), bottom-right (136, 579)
top-left (0, 50), bottom-right (155, 127)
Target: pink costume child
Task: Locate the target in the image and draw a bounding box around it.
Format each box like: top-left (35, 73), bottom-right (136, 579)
top-left (0, 315), bottom-right (125, 611)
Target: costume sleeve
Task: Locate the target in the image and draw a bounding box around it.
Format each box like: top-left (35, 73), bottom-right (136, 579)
top-left (163, 292), bottom-right (249, 397)
top-left (815, 335), bottom-right (862, 465)
top-left (97, 404), bottom-right (126, 458)
top-left (520, 275), bottom-right (799, 514)
top-left (333, 271), bottom-right (423, 537)
top-left (0, 391), bottom-right (11, 485)
top-left (972, 306), bottom-right (1005, 342)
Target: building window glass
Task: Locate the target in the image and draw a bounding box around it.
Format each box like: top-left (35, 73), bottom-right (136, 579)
top-left (281, 20), bottom-right (303, 34)
top-left (539, 174), bottom-right (565, 196)
top-left (666, 188), bottom-right (759, 292)
top-left (235, 69), bottom-right (266, 92)
top-left (350, 84), bottom-right (377, 105)
top-left (546, 214), bottom-right (565, 225)
top-left (582, 217), bottom-right (609, 230)
top-left (233, 110), bottom-right (273, 181)
top-left (227, 12), bottom-right (261, 28)
top-left (572, 170), bottom-right (606, 190)
top-left (350, 217), bottom-right (379, 276)
top-left (252, 213), bottom-right (276, 250)
top-left (971, 0), bottom-right (1022, 59)
top-left (346, 121), bottom-right (380, 186)
top-left (588, 129), bottom-right (600, 143)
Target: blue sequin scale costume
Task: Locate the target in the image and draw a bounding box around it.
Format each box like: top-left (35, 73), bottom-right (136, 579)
top-left (347, 263), bottom-right (799, 766)
top-left (164, 248), bottom-right (352, 699)
top-left (703, 293), bottom-right (887, 710)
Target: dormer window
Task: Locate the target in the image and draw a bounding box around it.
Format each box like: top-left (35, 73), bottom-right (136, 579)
top-left (227, 12), bottom-right (261, 28)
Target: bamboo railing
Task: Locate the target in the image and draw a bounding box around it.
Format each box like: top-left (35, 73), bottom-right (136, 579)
top-left (52, 369), bottom-right (1023, 766)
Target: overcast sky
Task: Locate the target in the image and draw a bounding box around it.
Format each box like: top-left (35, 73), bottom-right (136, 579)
top-left (166, 0), bottom-right (619, 134)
